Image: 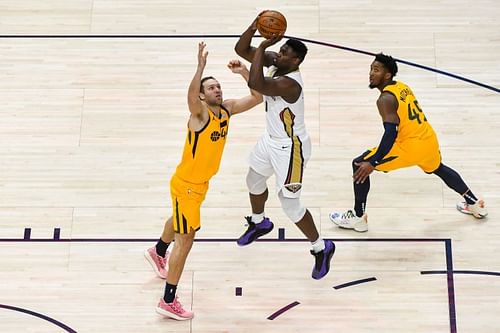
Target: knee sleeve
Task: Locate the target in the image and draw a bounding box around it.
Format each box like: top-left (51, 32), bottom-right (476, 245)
top-left (246, 168), bottom-right (268, 195)
top-left (278, 190), bottom-right (306, 223)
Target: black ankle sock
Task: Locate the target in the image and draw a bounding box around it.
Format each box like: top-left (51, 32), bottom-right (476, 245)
top-left (164, 283), bottom-right (177, 303)
top-left (155, 238), bottom-right (170, 257)
top-left (463, 190), bottom-right (478, 205)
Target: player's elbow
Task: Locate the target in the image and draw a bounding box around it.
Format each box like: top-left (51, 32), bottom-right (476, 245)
top-left (254, 94), bottom-right (263, 104)
top-left (234, 44), bottom-right (246, 58)
top-left (234, 44), bottom-right (241, 55)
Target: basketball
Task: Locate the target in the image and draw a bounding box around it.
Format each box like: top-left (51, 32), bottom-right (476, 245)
top-left (256, 10), bottom-right (287, 39)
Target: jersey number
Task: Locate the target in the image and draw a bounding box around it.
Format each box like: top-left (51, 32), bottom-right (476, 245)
top-left (407, 100), bottom-right (427, 124)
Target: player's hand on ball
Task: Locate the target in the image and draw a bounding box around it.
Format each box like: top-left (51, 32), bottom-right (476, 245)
top-left (259, 33), bottom-right (283, 49)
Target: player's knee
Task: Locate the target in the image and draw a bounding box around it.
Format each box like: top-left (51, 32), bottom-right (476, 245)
top-left (431, 163), bottom-right (445, 175)
top-left (278, 191), bottom-right (306, 223)
top-left (246, 168), bottom-right (268, 195)
top-left (174, 231), bottom-right (195, 249)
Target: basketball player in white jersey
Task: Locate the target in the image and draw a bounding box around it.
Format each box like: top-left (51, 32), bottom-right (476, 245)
top-left (235, 16), bottom-right (335, 279)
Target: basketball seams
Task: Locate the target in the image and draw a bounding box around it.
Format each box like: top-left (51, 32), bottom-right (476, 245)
top-left (257, 10), bottom-right (287, 39)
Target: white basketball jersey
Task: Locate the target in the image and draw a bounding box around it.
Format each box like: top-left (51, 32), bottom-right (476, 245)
top-left (264, 66), bottom-right (307, 139)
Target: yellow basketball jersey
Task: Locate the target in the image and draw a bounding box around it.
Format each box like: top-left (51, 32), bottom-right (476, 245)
top-left (383, 81), bottom-right (436, 142)
top-left (174, 106), bottom-right (230, 184)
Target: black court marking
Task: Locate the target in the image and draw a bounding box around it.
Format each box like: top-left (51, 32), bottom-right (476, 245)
top-left (0, 235), bottom-right (457, 333)
top-left (0, 304), bottom-right (77, 333)
top-left (278, 228), bottom-right (285, 240)
top-left (334, 277), bottom-right (377, 290)
top-left (53, 228), bottom-right (61, 240)
top-left (445, 239), bottom-right (457, 333)
top-left (267, 301), bottom-right (300, 320)
top-left (0, 34), bottom-right (497, 93)
top-left (422, 270), bottom-right (500, 277)
top-left (235, 287), bottom-right (242, 296)
top-left (23, 228), bottom-right (31, 240)
top-left (0, 237), bottom-right (450, 243)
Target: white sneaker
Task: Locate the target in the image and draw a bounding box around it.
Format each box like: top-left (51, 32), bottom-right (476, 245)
top-left (456, 199), bottom-right (488, 219)
top-left (329, 210), bottom-right (368, 232)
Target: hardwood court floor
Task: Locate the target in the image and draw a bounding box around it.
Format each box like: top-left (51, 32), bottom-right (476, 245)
top-left (0, 1), bottom-right (499, 332)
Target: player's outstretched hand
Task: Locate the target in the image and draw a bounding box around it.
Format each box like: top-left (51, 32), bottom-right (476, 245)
top-left (227, 59), bottom-right (248, 74)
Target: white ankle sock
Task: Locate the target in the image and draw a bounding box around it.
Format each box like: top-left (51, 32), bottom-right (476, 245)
top-left (311, 238), bottom-right (325, 253)
top-left (251, 212), bottom-right (265, 223)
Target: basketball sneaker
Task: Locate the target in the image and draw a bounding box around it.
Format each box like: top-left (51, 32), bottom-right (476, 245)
top-left (237, 216), bottom-right (274, 246)
top-left (310, 239), bottom-right (336, 280)
top-left (156, 297), bottom-right (194, 320)
top-left (329, 210), bottom-right (368, 232)
top-left (456, 199), bottom-right (488, 219)
top-left (144, 246), bottom-right (169, 279)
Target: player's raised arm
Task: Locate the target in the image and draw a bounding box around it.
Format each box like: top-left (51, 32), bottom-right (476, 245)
top-left (248, 36), bottom-right (300, 102)
top-left (187, 42), bottom-right (209, 117)
top-left (235, 13), bottom-right (276, 67)
top-left (223, 59), bottom-right (263, 115)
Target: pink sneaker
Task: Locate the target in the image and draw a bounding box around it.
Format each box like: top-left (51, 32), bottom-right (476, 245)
top-left (144, 246), bottom-right (169, 279)
top-left (456, 199), bottom-right (488, 219)
top-left (156, 297), bottom-right (194, 320)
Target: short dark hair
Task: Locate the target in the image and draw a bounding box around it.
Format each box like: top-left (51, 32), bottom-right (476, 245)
top-left (375, 53), bottom-right (398, 77)
top-left (200, 76), bottom-right (216, 93)
top-left (286, 39), bottom-right (308, 63)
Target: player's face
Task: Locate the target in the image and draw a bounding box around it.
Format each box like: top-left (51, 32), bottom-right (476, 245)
top-left (369, 61), bottom-right (389, 89)
top-left (201, 79), bottom-right (223, 105)
top-left (273, 44), bottom-right (299, 69)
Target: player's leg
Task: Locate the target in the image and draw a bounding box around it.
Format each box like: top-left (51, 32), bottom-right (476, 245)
top-left (156, 229), bottom-right (196, 320)
top-left (145, 174), bottom-right (181, 278)
top-left (329, 150), bottom-right (372, 232)
top-left (155, 177), bottom-right (206, 320)
top-left (278, 190), bottom-right (335, 280)
top-left (247, 167), bottom-right (269, 221)
top-left (237, 167), bottom-right (274, 246)
top-left (330, 144), bottom-right (413, 231)
top-left (417, 138), bottom-right (487, 219)
top-left (430, 163), bottom-right (487, 218)
top-left (238, 136), bottom-right (275, 246)
top-left (145, 216), bottom-right (173, 279)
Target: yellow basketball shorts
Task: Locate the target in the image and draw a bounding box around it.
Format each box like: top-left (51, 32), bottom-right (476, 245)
top-left (170, 174), bottom-right (208, 234)
top-left (364, 136), bottom-right (441, 173)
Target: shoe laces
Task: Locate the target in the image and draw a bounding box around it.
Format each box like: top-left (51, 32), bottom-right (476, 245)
top-left (243, 216), bottom-right (256, 229)
top-left (342, 210), bottom-right (356, 219)
top-left (158, 256), bottom-right (166, 268)
top-left (170, 297), bottom-right (185, 314)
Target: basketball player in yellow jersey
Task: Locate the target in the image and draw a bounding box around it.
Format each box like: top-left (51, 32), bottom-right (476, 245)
top-left (144, 42), bottom-right (262, 320)
top-left (330, 53), bottom-right (487, 232)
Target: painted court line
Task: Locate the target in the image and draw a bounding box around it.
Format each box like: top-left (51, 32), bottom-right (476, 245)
top-left (0, 34), bottom-right (497, 93)
top-left (421, 270), bottom-right (500, 277)
top-left (267, 301), bottom-right (300, 320)
top-left (0, 235), bottom-right (456, 333)
top-left (0, 304), bottom-right (77, 333)
top-left (334, 277), bottom-right (377, 290)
